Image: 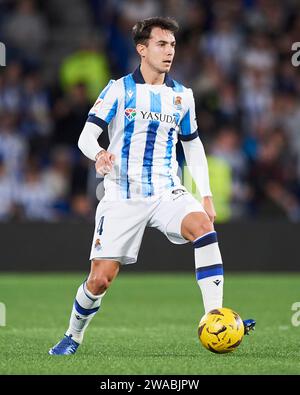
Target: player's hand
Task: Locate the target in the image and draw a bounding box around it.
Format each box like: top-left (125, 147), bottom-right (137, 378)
top-left (95, 150), bottom-right (115, 176)
top-left (202, 196), bottom-right (216, 223)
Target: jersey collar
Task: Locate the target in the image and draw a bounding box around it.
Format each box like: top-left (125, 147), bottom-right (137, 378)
top-left (132, 65), bottom-right (175, 88)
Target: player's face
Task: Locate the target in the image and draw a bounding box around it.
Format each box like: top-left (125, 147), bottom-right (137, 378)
top-left (142, 27), bottom-right (176, 74)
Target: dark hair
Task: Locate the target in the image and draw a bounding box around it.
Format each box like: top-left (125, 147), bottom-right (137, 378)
top-left (132, 17), bottom-right (179, 46)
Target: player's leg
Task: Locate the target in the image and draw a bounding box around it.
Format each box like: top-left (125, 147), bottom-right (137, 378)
top-left (48, 259), bottom-right (120, 355)
top-left (150, 189), bottom-right (223, 314)
top-left (65, 259), bottom-right (120, 343)
top-left (181, 211), bottom-right (224, 314)
top-left (152, 189), bottom-right (255, 334)
top-left (49, 199), bottom-right (149, 355)
top-left (181, 211), bottom-right (255, 333)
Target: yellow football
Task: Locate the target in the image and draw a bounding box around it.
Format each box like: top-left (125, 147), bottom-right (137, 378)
top-left (198, 307), bottom-right (244, 353)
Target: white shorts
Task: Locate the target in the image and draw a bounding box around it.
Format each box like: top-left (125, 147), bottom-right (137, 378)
top-left (89, 187), bottom-right (205, 265)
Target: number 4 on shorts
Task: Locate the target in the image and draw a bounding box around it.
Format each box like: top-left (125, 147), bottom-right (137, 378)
top-left (97, 216), bottom-right (104, 235)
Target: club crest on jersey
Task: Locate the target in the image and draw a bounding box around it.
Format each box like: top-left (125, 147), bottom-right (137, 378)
top-left (94, 238), bottom-right (102, 251)
top-left (125, 108), bottom-right (136, 121)
top-left (173, 96), bottom-right (182, 110)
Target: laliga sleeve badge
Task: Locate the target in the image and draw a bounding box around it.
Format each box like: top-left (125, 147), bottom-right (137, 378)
top-left (92, 98), bottom-right (103, 112)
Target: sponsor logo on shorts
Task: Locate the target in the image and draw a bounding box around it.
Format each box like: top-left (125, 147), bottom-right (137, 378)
top-left (172, 188), bottom-right (185, 195)
top-left (171, 188), bottom-right (187, 200)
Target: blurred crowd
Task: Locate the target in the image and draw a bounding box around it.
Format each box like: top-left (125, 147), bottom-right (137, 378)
top-left (0, 0), bottom-right (300, 222)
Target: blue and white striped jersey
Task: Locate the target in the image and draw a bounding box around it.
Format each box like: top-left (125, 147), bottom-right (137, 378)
top-left (87, 66), bottom-right (199, 199)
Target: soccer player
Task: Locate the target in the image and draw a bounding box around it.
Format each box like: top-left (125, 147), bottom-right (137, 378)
top-left (49, 17), bottom-right (255, 355)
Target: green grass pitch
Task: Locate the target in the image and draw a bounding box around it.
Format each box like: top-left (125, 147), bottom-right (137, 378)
top-left (0, 272), bottom-right (299, 375)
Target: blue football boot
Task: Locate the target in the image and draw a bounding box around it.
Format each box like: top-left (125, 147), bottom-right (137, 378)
top-left (48, 334), bottom-right (80, 355)
top-left (243, 319), bottom-right (256, 335)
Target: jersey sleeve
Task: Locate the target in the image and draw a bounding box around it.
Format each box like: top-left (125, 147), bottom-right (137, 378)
top-left (178, 89), bottom-right (199, 141)
top-left (87, 80), bottom-right (119, 129)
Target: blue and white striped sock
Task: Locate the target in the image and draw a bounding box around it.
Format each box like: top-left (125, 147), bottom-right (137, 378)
top-left (66, 281), bottom-right (105, 344)
top-left (193, 231), bottom-right (223, 314)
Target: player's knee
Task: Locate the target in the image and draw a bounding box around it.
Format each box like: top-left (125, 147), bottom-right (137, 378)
top-left (190, 218), bottom-right (214, 240)
top-left (201, 218), bottom-right (214, 235)
top-left (87, 275), bottom-right (112, 295)
top-left (87, 259), bottom-right (119, 295)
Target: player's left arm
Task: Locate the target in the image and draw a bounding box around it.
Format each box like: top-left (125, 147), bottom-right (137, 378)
top-left (179, 89), bottom-right (216, 222)
top-left (182, 138), bottom-right (216, 222)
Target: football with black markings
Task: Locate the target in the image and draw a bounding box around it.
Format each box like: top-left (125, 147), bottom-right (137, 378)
top-left (198, 307), bottom-right (244, 354)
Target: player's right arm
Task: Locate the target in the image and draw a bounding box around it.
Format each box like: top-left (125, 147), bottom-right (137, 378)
top-left (78, 122), bottom-right (115, 176)
top-left (78, 80), bottom-right (118, 176)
